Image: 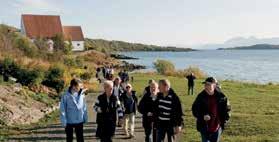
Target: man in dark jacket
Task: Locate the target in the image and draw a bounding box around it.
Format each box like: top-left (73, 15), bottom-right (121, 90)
top-left (155, 79), bottom-right (184, 142)
top-left (186, 73), bottom-right (196, 95)
top-left (192, 77), bottom-right (231, 142)
top-left (94, 81), bottom-right (123, 142)
top-left (138, 81), bottom-right (159, 142)
top-left (120, 83), bottom-right (138, 138)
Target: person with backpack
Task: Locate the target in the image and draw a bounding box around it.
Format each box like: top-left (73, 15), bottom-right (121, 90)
top-left (192, 77), bottom-right (231, 142)
top-left (60, 78), bottom-right (88, 142)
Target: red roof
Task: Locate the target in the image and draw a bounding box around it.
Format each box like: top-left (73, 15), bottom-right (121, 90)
top-left (63, 26), bottom-right (84, 41)
top-left (21, 14), bottom-right (63, 38)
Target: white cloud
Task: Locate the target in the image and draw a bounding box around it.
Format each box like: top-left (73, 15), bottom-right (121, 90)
top-left (9, 0), bottom-right (63, 14)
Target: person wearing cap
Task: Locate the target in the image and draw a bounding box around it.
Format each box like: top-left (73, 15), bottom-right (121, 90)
top-left (60, 78), bottom-right (88, 142)
top-left (120, 83), bottom-right (138, 138)
top-left (138, 81), bottom-right (159, 142)
top-left (94, 80), bottom-right (123, 142)
top-left (186, 73), bottom-right (196, 95)
top-left (192, 77), bottom-right (231, 142)
top-left (155, 79), bottom-right (184, 142)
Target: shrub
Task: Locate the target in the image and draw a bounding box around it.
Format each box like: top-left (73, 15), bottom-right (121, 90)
top-left (63, 56), bottom-right (84, 68)
top-left (64, 40), bottom-right (73, 54)
top-left (182, 66), bottom-right (206, 78)
top-left (80, 72), bottom-right (92, 81)
top-left (33, 37), bottom-right (49, 50)
top-left (52, 34), bottom-right (65, 51)
top-left (153, 59), bottom-right (175, 75)
top-left (13, 35), bottom-right (38, 57)
top-left (42, 65), bottom-right (65, 93)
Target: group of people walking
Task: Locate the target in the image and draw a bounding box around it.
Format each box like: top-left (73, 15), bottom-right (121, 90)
top-left (60, 72), bottom-right (231, 142)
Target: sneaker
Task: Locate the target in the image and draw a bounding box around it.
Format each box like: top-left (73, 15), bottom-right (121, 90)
top-left (130, 133), bottom-right (135, 138)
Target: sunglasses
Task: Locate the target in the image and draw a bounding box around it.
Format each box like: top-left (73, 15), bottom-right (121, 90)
top-left (126, 86), bottom-right (131, 89)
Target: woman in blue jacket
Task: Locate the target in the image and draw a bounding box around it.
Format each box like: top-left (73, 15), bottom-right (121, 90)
top-left (60, 78), bottom-right (88, 142)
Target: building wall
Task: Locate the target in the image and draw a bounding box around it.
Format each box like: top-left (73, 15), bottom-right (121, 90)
top-left (20, 19), bottom-right (26, 35)
top-left (72, 41), bottom-right (84, 51)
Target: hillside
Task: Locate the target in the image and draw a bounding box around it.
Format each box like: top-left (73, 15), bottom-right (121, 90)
top-left (218, 44), bottom-right (279, 50)
top-left (85, 38), bottom-right (195, 52)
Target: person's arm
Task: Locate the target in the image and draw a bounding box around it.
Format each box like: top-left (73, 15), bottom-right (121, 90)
top-left (60, 95), bottom-right (67, 127)
top-left (174, 96), bottom-right (184, 127)
top-left (116, 98), bottom-right (124, 119)
top-left (224, 97), bottom-right (231, 122)
top-left (192, 95), bottom-right (201, 119)
top-left (83, 95), bottom-right (88, 123)
top-left (93, 97), bottom-right (102, 113)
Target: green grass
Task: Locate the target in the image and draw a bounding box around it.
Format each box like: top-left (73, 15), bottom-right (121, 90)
top-left (130, 73), bottom-right (279, 142)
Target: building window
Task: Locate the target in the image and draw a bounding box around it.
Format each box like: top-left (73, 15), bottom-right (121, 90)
top-left (77, 43), bottom-right (80, 46)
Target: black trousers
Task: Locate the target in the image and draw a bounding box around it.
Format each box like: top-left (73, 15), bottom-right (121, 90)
top-left (188, 85), bottom-right (194, 95)
top-left (65, 123), bottom-right (84, 142)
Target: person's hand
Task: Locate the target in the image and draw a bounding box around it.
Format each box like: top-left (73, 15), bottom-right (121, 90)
top-left (147, 112), bottom-right (153, 116)
top-left (174, 126), bottom-right (182, 134)
top-left (204, 115), bottom-right (211, 121)
top-left (97, 107), bottom-right (102, 113)
top-left (118, 118), bottom-right (123, 125)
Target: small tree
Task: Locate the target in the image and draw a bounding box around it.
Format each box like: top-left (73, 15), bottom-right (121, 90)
top-left (52, 34), bottom-right (65, 51)
top-left (153, 59), bottom-right (175, 75)
top-left (64, 39), bottom-right (73, 54)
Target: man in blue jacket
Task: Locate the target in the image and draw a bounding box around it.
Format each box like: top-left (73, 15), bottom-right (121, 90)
top-left (60, 78), bottom-right (88, 142)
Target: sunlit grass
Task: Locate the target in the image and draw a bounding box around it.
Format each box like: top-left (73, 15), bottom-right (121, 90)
top-left (130, 73), bottom-right (279, 142)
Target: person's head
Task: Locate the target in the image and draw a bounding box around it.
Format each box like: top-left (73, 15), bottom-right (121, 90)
top-left (126, 83), bottom-right (132, 93)
top-left (148, 79), bottom-right (156, 86)
top-left (69, 78), bottom-right (82, 93)
top-left (104, 80), bottom-right (114, 97)
top-left (191, 72), bottom-right (194, 76)
top-left (159, 79), bottom-right (171, 94)
top-left (150, 81), bottom-right (159, 95)
top-left (202, 77), bottom-right (217, 94)
top-left (114, 77), bottom-right (121, 85)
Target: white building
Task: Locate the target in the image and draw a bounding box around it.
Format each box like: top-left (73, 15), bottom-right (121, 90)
top-left (63, 26), bottom-right (85, 51)
top-left (21, 14), bottom-right (85, 51)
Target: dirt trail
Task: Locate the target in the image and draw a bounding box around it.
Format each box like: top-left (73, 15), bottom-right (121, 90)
top-left (8, 92), bottom-right (182, 142)
top-left (7, 93), bottom-right (145, 142)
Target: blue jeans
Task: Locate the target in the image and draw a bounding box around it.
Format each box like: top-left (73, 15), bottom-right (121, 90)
top-left (156, 126), bottom-right (175, 142)
top-left (200, 127), bottom-right (222, 142)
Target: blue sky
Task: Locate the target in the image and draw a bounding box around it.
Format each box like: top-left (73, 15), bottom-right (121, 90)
top-left (1, 0), bottom-right (279, 46)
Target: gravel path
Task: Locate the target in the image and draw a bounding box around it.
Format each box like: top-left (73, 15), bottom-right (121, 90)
top-left (7, 93), bottom-right (145, 142)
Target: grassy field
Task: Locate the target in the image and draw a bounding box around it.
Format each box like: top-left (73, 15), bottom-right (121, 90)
top-left (130, 73), bottom-right (279, 142)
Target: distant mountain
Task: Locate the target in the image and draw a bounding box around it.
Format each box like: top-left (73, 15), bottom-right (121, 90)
top-left (193, 36), bottom-right (279, 49)
top-left (218, 44), bottom-right (279, 50)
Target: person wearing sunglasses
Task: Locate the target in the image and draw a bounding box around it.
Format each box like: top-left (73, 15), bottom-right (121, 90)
top-left (119, 83), bottom-right (138, 138)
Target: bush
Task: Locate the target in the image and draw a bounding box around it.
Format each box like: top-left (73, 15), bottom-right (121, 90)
top-left (153, 59), bottom-right (175, 75)
top-left (0, 57), bottom-right (45, 86)
top-left (13, 35), bottom-right (38, 57)
top-left (52, 34), bottom-right (65, 51)
top-left (42, 65), bottom-right (65, 93)
top-left (64, 56), bottom-right (84, 68)
top-left (33, 37), bottom-right (49, 50)
top-left (80, 72), bottom-right (92, 81)
top-left (182, 66), bottom-right (206, 78)
top-left (64, 40), bottom-right (73, 54)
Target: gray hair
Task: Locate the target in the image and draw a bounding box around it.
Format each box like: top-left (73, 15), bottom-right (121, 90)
top-left (104, 80), bottom-right (113, 88)
top-left (159, 79), bottom-right (171, 87)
